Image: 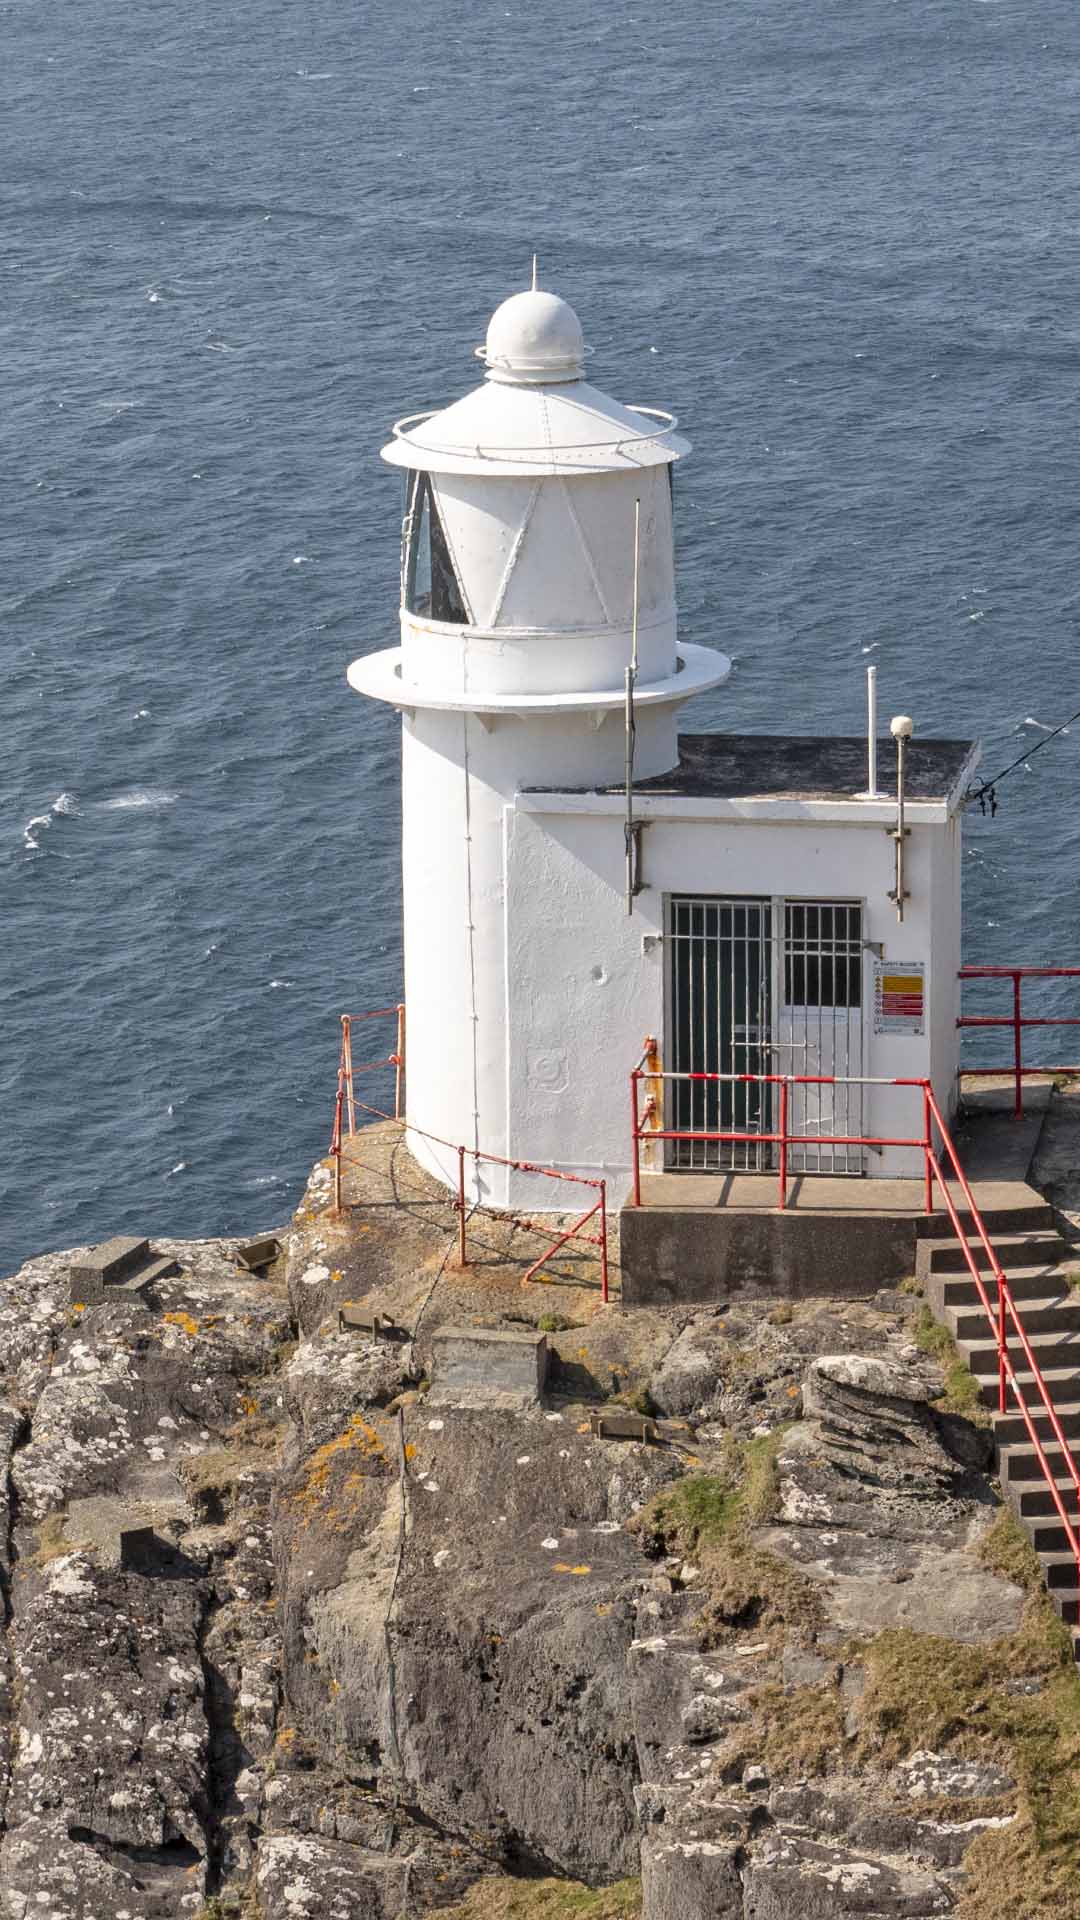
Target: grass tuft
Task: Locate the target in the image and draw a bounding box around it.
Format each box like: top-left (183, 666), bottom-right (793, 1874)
top-left (434, 1877), bottom-right (641, 1919)
top-left (630, 1428), bottom-right (817, 1642)
top-left (914, 1304), bottom-right (987, 1419)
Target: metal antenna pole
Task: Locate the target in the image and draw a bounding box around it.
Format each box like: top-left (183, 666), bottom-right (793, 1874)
top-left (625, 498), bottom-right (641, 914)
top-left (866, 665), bottom-right (879, 799)
top-left (889, 714), bottom-right (913, 920)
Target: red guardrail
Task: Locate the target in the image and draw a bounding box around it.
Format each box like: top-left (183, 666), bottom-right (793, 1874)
top-left (628, 1060), bottom-right (932, 1212)
top-left (628, 1055), bottom-right (1080, 1584)
top-left (959, 966), bottom-right (1080, 1117)
top-left (923, 1081), bottom-right (1080, 1585)
top-left (329, 1006), bottom-right (609, 1301)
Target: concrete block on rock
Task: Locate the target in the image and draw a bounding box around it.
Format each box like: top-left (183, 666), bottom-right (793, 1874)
top-left (429, 1326), bottom-right (548, 1407)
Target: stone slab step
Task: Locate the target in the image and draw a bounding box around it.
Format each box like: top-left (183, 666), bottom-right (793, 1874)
top-left (921, 1231), bottom-right (1066, 1276)
top-left (1027, 1516), bottom-right (1080, 1556)
top-left (121, 1253), bottom-right (179, 1292)
top-left (1035, 1551), bottom-right (1080, 1593)
top-left (918, 1201), bottom-right (1055, 1243)
top-left (959, 1331), bottom-right (1080, 1379)
top-left (947, 1295), bottom-right (1080, 1344)
top-left (998, 1423), bottom-right (1080, 1471)
top-left (1010, 1472), bottom-right (1080, 1518)
top-left (70, 1236), bottom-right (149, 1289)
top-left (979, 1365), bottom-right (1080, 1410)
top-left (68, 1242), bottom-right (178, 1307)
top-left (939, 1264), bottom-right (1076, 1309)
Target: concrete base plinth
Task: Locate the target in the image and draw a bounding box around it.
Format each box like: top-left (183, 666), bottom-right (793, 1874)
top-left (621, 1206), bottom-right (918, 1305)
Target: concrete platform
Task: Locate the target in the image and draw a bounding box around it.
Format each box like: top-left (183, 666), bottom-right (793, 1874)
top-left (621, 1080), bottom-right (1056, 1305)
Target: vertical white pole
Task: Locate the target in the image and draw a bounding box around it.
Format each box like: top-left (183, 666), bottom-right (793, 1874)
top-left (867, 665), bottom-right (879, 799)
top-left (625, 499), bottom-right (642, 914)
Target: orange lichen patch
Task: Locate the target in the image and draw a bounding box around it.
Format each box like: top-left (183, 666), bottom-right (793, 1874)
top-left (70, 1303), bottom-right (86, 1316)
top-left (238, 1395), bottom-right (260, 1418)
top-left (404, 1443), bottom-right (417, 1461)
top-left (330, 1269), bottom-right (343, 1283)
top-left (163, 1312), bottom-right (200, 1338)
top-left (287, 1414), bottom-right (390, 1529)
top-left (553, 1563), bottom-right (592, 1576)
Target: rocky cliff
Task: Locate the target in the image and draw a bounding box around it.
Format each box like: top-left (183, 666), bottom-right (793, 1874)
top-left (0, 1118), bottom-right (1078, 1919)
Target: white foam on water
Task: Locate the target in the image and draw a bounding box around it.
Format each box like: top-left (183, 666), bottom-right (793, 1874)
top-left (268, 979), bottom-right (293, 989)
top-left (98, 788), bottom-right (178, 811)
top-left (51, 791), bottom-right (79, 816)
top-left (165, 1161), bottom-right (187, 1178)
top-left (133, 708), bottom-right (150, 719)
top-left (291, 554), bottom-right (312, 565)
top-left (23, 813), bottom-right (52, 852)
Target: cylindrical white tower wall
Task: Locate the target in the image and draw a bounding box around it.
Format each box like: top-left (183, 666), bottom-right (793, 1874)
top-left (400, 700), bottom-right (678, 1203)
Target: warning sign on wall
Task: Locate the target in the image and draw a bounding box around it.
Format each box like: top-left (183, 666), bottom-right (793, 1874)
top-left (873, 960), bottom-right (926, 1036)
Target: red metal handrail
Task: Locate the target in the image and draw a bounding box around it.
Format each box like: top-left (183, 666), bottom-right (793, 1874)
top-left (329, 1007), bottom-right (609, 1300)
top-left (923, 1082), bottom-right (1080, 1586)
top-left (629, 1066), bottom-right (931, 1211)
top-left (628, 1057), bottom-right (1080, 1585)
top-left (959, 966), bottom-right (1080, 1117)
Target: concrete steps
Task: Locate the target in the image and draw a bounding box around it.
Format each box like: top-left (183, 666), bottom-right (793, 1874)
top-left (68, 1236), bottom-right (179, 1307)
top-left (921, 1209), bottom-right (1080, 1652)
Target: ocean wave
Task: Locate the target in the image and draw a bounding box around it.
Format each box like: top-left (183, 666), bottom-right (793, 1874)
top-left (98, 788), bottom-right (178, 811)
top-left (52, 791), bottom-right (78, 816)
top-left (22, 813), bottom-right (52, 852)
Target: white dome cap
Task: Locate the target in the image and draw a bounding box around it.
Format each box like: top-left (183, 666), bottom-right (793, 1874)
top-left (480, 288), bottom-right (586, 386)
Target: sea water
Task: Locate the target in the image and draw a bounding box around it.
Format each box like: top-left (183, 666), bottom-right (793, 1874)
top-left (4, 0), bottom-right (1080, 1266)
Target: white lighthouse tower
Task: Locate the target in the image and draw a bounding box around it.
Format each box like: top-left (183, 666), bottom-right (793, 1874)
top-left (348, 279), bottom-right (730, 1203)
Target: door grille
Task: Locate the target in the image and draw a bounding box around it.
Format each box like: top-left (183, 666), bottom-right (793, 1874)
top-left (668, 896), bottom-right (773, 1170)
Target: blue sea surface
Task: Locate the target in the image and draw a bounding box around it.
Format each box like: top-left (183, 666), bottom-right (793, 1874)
top-left (4, 0), bottom-right (1080, 1268)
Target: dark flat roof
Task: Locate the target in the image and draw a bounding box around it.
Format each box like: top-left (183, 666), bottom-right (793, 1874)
top-left (535, 733), bottom-right (975, 803)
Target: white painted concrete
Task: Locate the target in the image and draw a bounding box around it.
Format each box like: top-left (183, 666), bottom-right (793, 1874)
top-left (350, 277), bottom-right (970, 1217)
top-left (503, 802), bottom-right (963, 1201)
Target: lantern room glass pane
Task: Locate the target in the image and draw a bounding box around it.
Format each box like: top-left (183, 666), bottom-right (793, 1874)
top-left (403, 474), bottom-right (468, 624)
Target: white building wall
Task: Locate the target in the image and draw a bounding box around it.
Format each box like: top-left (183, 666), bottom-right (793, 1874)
top-left (928, 813), bottom-right (964, 1119)
top-left (502, 803), bottom-right (962, 1205)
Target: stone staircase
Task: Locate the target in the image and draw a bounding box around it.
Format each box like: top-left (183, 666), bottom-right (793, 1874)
top-left (918, 1195), bottom-right (1080, 1649)
top-left (67, 1235), bottom-right (179, 1308)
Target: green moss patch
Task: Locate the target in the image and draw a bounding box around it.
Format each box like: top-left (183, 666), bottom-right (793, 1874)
top-left (436, 1876), bottom-right (641, 1919)
top-left (630, 1429), bottom-right (818, 1642)
top-left (914, 1304), bottom-right (988, 1420)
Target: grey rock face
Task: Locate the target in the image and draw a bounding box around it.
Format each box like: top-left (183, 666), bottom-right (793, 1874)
top-left (0, 1168), bottom-right (1048, 1918)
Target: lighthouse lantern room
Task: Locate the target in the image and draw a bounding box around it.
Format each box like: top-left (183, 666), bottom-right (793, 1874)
top-left (349, 281), bottom-right (975, 1212)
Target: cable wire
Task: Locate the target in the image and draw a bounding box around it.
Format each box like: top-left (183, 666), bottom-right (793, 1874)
top-left (965, 702), bottom-right (1080, 813)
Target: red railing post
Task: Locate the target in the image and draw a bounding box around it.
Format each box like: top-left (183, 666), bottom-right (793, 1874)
top-left (341, 1015), bottom-right (356, 1136)
top-left (457, 1145), bottom-right (468, 1267)
top-left (599, 1181), bottom-right (609, 1304)
top-left (778, 1079), bottom-right (788, 1211)
top-left (998, 1267), bottom-right (1008, 1416)
top-left (923, 1083), bottom-right (933, 1217)
top-left (395, 1003), bottom-right (406, 1120)
top-left (331, 1073), bottom-right (344, 1213)
top-left (1012, 971), bottom-right (1024, 1118)
top-left (630, 1071), bottom-right (642, 1207)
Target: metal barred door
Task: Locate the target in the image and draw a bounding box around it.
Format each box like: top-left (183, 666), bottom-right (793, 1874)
top-left (668, 897), bottom-right (773, 1170)
top-left (778, 901), bottom-right (865, 1174)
